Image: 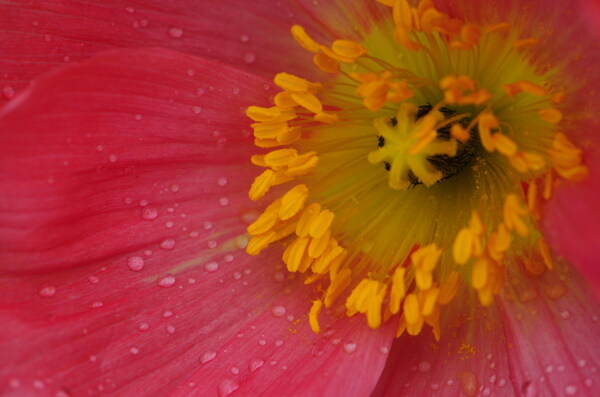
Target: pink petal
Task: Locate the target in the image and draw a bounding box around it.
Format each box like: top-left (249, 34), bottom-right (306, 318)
top-left (372, 269), bottom-right (600, 396)
top-left (0, 0), bottom-right (386, 104)
top-left (0, 48), bottom-right (394, 396)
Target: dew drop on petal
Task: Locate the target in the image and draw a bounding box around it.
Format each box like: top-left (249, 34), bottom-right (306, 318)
top-left (200, 350), bottom-right (217, 364)
top-left (217, 177), bottom-right (228, 186)
top-left (218, 380), bottom-right (239, 397)
top-left (160, 239), bottom-right (175, 250)
top-left (230, 367), bottom-right (240, 375)
top-left (158, 276), bottom-right (175, 288)
top-left (162, 310), bottom-right (173, 318)
top-left (88, 276), bottom-right (100, 284)
top-left (204, 261), bottom-right (219, 273)
top-left (170, 184), bottom-right (180, 192)
top-left (138, 323), bottom-right (149, 331)
top-left (343, 342), bottom-right (357, 354)
top-left (38, 285), bottom-right (56, 298)
top-left (271, 306), bottom-right (286, 317)
top-left (3, 85), bottom-right (15, 99)
top-left (458, 371), bottom-right (478, 397)
top-left (91, 301), bottom-right (103, 308)
top-left (169, 27), bottom-right (183, 38)
top-left (127, 256), bottom-right (145, 271)
top-left (243, 53), bottom-right (256, 64)
top-left (166, 325), bottom-right (176, 334)
top-left (565, 385), bottom-right (578, 395)
top-left (418, 361), bottom-right (431, 372)
top-left (249, 359), bottom-right (264, 372)
top-left (240, 34), bottom-right (250, 42)
top-left (192, 106), bottom-right (203, 114)
top-left (134, 114), bottom-right (142, 121)
top-left (219, 197), bottom-right (229, 206)
top-left (130, 347), bottom-right (139, 355)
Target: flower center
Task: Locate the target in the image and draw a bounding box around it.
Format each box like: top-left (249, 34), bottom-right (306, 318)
top-left (244, 0), bottom-right (588, 339)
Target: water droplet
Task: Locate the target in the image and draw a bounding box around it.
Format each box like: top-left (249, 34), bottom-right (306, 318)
top-left (89, 276), bottom-right (100, 284)
top-left (207, 240), bottom-right (218, 249)
top-left (127, 256), bottom-right (145, 271)
top-left (379, 346), bottom-right (389, 354)
top-left (38, 285), bottom-right (56, 298)
top-left (235, 235), bottom-right (249, 249)
top-left (140, 199), bottom-right (149, 207)
top-left (233, 272), bottom-right (242, 280)
top-left (134, 114), bottom-right (142, 121)
top-left (187, 68), bottom-right (195, 76)
top-left (578, 359), bottom-right (587, 368)
top-left (584, 378), bottom-right (593, 388)
top-left (189, 231), bottom-right (200, 238)
top-left (130, 347), bottom-right (139, 355)
top-left (138, 323), bottom-right (149, 331)
top-left (545, 365), bottom-right (554, 373)
top-left (217, 177), bottom-right (228, 186)
top-left (565, 385), bottom-right (578, 395)
top-left (204, 261), bottom-right (219, 273)
top-left (200, 350), bottom-right (217, 364)
top-left (192, 106), bottom-right (202, 114)
top-left (162, 310), bottom-right (173, 318)
top-left (219, 197), bottom-right (229, 206)
top-left (232, 87), bottom-right (240, 95)
top-left (275, 340), bottom-right (284, 347)
top-left (196, 88), bottom-right (205, 96)
top-left (230, 366), bottom-right (239, 375)
top-left (271, 306), bottom-right (286, 317)
top-left (158, 275), bottom-right (175, 288)
top-left (489, 375), bottom-right (497, 383)
top-left (3, 85), bottom-right (15, 99)
top-left (125, 6), bottom-right (134, 13)
top-left (273, 271), bottom-right (285, 282)
top-left (243, 52), bottom-right (256, 64)
top-left (249, 358), bottom-right (264, 372)
top-left (165, 221), bottom-right (174, 228)
top-left (258, 339), bottom-right (266, 346)
top-left (224, 254), bottom-right (234, 262)
top-left (169, 27), bottom-right (183, 38)
top-left (91, 301), bottom-right (103, 308)
top-left (482, 387), bottom-right (491, 396)
top-left (170, 183), bottom-right (180, 192)
top-left (166, 325), bottom-right (176, 334)
top-left (418, 361), bottom-right (431, 372)
top-left (160, 239), bottom-right (175, 250)
top-left (188, 278), bottom-right (196, 284)
top-left (240, 34), bottom-right (250, 42)
top-left (560, 310), bottom-right (570, 319)
top-left (218, 380), bottom-right (239, 397)
top-left (140, 19), bottom-right (148, 27)
top-left (44, 34), bottom-right (51, 42)
top-left (343, 342), bottom-right (357, 354)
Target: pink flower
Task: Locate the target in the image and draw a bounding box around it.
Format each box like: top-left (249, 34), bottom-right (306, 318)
top-left (0, 1), bottom-right (599, 396)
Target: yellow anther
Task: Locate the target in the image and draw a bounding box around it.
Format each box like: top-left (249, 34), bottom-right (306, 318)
top-left (375, 0), bottom-right (395, 6)
top-left (274, 91), bottom-right (299, 109)
top-left (440, 75), bottom-right (491, 105)
top-left (291, 92), bottom-right (323, 113)
top-left (487, 223), bottom-right (511, 262)
top-left (503, 194), bottom-right (530, 237)
top-left (484, 22), bottom-right (510, 33)
top-left (392, 0), bottom-right (413, 31)
top-left (331, 39), bottom-right (367, 59)
top-left (313, 53), bottom-right (340, 73)
top-left (412, 243), bottom-right (442, 290)
top-left (551, 92), bottom-right (566, 104)
top-left (319, 45), bottom-right (356, 63)
top-left (437, 271), bottom-right (460, 305)
top-left (455, 24), bottom-right (481, 48)
top-left (264, 148), bottom-right (298, 168)
top-left (509, 151), bottom-right (546, 173)
top-left (421, 287), bottom-right (439, 316)
top-left (247, 210), bottom-right (278, 236)
top-left (309, 299), bottom-right (323, 333)
top-left (539, 108), bottom-right (563, 124)
top-left (451, 124), bottom-right (470, 142)
top-left (477, 112), bottom-right (499, 152)
top-left (346, 279), bottom-right (387, 329)
top-left (296, 203), bottom-right (321, 237)
top-left (325, 269), bottom-right (352, 307)
top-left (471, 257), bottom-right (489, 290)
top-left (403, 293), bottom-right (421, 325)
top-left (503, 81), bottom-right (548, 97)
top-left (274, 73), bottom-right (312, 93)
top-left (453, 211), bottom-right (484, 264)
top-left (286, 151), bottom-right (319, 176)
top-left (279, 184), bottom-right (309, 220)
top-left (308, 229), bottom-right (331, 258)
top-left (290, 25), bottom-right (321, 53)
top-left (527, 181), bottom-right (538, 215)
top-left (254, 138), bottom-right (283, 148)
top-left (284, 237), bottom-right (310, 272)
top-left (389, 267), bottom-right (406, 314)
top-left (252, 122), bottom-right (290, 140)
top-left (249, 169), bottom-right (277, 200)
top-left (246, 106), bottom-right (296, 122)
top-left (276, 126), bottom-right (302, 145)
top-left (308, 209), bottom-right (335, 238)
top-left (314, 111), bottom-right (339, 124)
top-left (549, 133), bottom-right (589, 181)
top-left (513, 38), bottom-right (539, 49)
top-left (492, 133), bottom-right (518, 156)
top-left (387, 80), bottom-right (414, 103)
top-left (246, 231), bottom-right (276, 256)
top-left (312, 240), bottom-right (346, 274)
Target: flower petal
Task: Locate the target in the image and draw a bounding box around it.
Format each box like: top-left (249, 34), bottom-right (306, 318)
top-left (372, 268), bottom-right (600, 396)
top-left (0, 48), bottom-right (394, 396)
top-left (0, 0), bottom-right (386, 104)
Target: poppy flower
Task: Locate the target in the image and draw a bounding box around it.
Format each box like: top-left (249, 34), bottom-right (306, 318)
top-left (0, 1), bottom-right (599, 396)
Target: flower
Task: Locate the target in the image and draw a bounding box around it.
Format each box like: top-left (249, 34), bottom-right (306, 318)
top-left (0, 1), bottom-right (599, 397)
